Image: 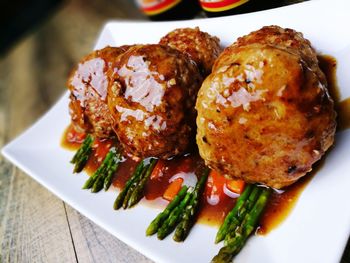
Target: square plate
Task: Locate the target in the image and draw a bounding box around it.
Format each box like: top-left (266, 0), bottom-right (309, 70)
top-left (2, 0), bottom-right (350, 262)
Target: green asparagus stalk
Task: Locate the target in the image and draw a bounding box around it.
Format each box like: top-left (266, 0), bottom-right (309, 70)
top-left (146, 186), bottom-right (189, 236)
top-left (173, 168), bottom-right (209, 242)
top-left (122, 162), bottom-right (150, 209)
top-left (82, 149), bottom-right (114, 189)
top-left (70, 134), bottom-right (93, 163)
top-left (113, 161), bottom-right (144, 210)
top-left (215, 184), bottom-right (253, 243)
top-left (211, 187), bottom-right (271, 263)
top-left (157, 188), bottom-right (193, 240)
top-left (224, 186), bottom-right (262, 243)
top-left (211, 235), bottom-right (244, 263)
top-left (127, 158), bottom-right (157, 208)
top-left (91, 173), bottom-right (106, 193)
top-left (104, 154), bottom-right (121, 191)
top-left (91, 154), bottom-right (115, 192)
top-left (70, 134), bottom-right (93, 173)
top-left (228, 187), bottom-right (271, 241)
top-left (82, 147), bottom-right (120, 192)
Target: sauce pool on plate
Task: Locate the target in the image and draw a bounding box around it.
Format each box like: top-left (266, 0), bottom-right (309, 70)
top-left (62, 125), bottom-right (313, 232)
top-left (318, 55), bottom-right (350, 131)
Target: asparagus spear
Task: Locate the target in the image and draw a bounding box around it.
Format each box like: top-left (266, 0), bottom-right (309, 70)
top-left (173, 168), bottom-right (209, 242)
top-left (215, 184), bottom-right (253, 243)
top-left (127, 158), bottom-right (157, 208)
top-left (83, 147), bottom-right (120, 192)
top-left (104, 153), bottom-right (121, 191)
top-left (157, 188), bottom-right (193, 240)
top-left (228, 187), bottom-right (271, 242)
top-left (146, 185), bottom-right (188, 236)
top-left (211, 187), bottom-right (271, 263)
top-left (113, 161), bottom-right (144, 210)
top-left (70, 134), bottom-right (93, 173)
top-left (82, 149), bottom-right (114, 189)
top-left (70, 134), bottom-right (93, 163)
top-left (91, 153), bottom-right (115, 192)
top-left (91, 177), bottom-right (104, 193)
top-left (211, 235), bottom-right (244, 263)
top-left (224, 186), bottom-right (262, 243)
top-left (122, 162), bottom-right (149, 209)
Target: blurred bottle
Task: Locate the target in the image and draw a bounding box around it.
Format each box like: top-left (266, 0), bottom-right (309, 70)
top-left (199, 0), bottom-right (281, 17)
top-left (135, 0), bottom-right (201, 21)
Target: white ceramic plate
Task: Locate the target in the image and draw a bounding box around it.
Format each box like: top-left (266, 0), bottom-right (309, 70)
top-left (2, 0), bottom-right (350, 262)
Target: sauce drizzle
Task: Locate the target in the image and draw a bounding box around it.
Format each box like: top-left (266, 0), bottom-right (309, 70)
top-left (318, 55), bottom-right (350, 131)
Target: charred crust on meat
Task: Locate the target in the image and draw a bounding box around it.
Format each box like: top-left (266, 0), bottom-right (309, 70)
top-left (287, 165), bottom-right (297, 174)
top-left (202, 136), bottom-right (209, 144)
top-left (305, 130), bottom-right (315, 139)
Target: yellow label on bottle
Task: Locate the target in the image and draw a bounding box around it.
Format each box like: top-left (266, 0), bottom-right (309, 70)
top-left (137, 0), bottom-right (182, 16)
top-left (199, 0), bottom-right (249, 12)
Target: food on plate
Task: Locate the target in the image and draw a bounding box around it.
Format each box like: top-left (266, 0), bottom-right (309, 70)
top-left (213, 25), bottom-right (324, 77)
top-left (146, 185), bottom-right (189, 236)
top-left (70, 134), bottom-right (94, 173)
top-left (196, 25), bottom-right (336, 189)
top-left (146, 168), bottom-right (209, 241)
top-left (172, 170), bottom-right (208, 242)
top-left (107, 44), bottom-right (202, 159)
top-left (82, 147), bottom-right (122, 192)
top-left (160, 27), bottom-right (222, 77)
top-left (212, 184), bottom-right (271, 262)
top-left (67, 46), bottom-right (130, 138)
top-left (113, 158), bottom-right (158, 209)
top-left (63, 26), bottom-right (338, 263)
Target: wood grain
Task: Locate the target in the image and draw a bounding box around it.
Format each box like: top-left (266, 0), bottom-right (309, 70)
top-left (0, 1), bottom-right (151, 262)
top-left (65, 205), bottom-right (151, 263)
top-left (0, 37), bottom-right (77, 263)
top-left (0, 168), bottom-right (77, 262)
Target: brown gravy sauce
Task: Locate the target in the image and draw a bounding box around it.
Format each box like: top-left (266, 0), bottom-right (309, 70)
top-left (61, 55), bottom-right (349, 233)
top-left (257, 159), bottom-right (324, 234)
top-left (61, 126), bottom-right (313, 232)
top-left (318, 55), bottom-right (350, 131)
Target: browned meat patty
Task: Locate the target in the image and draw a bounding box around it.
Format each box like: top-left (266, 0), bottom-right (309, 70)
top-left (67, 46), bottom-right (129, 138)
top-left (214, 25), bottom-right (325, 83)
top-left (196, 26), bottom-right (336, 189)
top-left (159, 27), bottom-right (222, 77)
top-left (108, 44), bottom-right (202, 159)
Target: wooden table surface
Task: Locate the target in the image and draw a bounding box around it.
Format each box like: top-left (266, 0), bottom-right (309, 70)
top-left (0, 0), bottom-right (349, 262)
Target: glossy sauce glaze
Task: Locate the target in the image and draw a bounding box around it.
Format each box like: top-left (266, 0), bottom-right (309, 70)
top-left (70, 57), bottom-right (108, 104)
top-left (259, 55), bottom-right (350, 234)
top-left (62, 55), bottom-right (349, 232)
top-left (107, 45), bottom-right (202, 159)
top-left (67, 47), bottom-right (129, 138)
top-left (318, 55), bottom-right (350, 131)
top-left (257, 159), bottom-right (324, 234)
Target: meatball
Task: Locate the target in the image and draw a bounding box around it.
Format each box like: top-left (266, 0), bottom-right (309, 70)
top-left (159, 27), bottom-right (222, 77)
top-left (214, 25), bottom-right (325, 83)
top-left (196, 26), bottom-right (336, 189)
top-left (108, 44), bottom-right (202, 159)
top-left (67, 46), bottom-right (129, 138)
